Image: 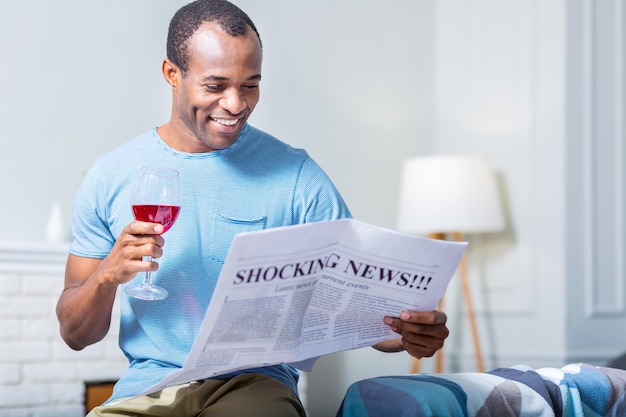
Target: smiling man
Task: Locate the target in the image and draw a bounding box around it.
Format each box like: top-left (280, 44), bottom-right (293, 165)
top-left (55, 1), bottom-right (449, 416)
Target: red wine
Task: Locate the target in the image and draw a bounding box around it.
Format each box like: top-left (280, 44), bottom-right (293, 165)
top-left (132, 205), bottom-right (181, 234)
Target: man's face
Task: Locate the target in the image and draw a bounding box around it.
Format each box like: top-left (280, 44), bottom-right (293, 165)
top-left (168, 22), bottom-right (262, 153)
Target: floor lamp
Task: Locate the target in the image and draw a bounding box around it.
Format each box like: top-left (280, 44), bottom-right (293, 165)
top-left (396, 155), bottom-right (505, 373)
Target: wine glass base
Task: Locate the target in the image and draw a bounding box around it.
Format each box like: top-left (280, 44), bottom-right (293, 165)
top-left (125, 284), bottom-right (168, 301)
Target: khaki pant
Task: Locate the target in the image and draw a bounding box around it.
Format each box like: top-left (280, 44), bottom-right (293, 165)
top-left (88, 373), bottom-right (306, 417)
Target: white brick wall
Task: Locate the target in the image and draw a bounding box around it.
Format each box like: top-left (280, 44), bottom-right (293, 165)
top-left (0, 243), bottom-right (127, 416)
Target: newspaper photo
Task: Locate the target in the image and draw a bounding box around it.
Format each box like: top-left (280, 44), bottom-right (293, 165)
top-left (136, 218), bottom-right (467, 397)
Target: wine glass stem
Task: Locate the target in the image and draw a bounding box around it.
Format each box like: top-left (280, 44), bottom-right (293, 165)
top-left (142, 256), bottom-right (154, 288)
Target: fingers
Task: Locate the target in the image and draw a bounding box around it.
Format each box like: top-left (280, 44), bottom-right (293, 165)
top-left (126, 220), bottom-right (164, 236)
top-left (403, 339), bottom-right (444, 359)
top-left (100, 221), bottom-right (166, 285)
top-left (383, 310), bottom-right (449, 359)
top-left (384, 310), bottom-right (447, 333)
top-left (117, 223), bottom-right (165, 259)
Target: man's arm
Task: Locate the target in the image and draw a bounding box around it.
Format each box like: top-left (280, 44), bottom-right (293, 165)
top-left (56, 221), bottom-right (164, 350)
top-left (373, 310), bottom-right (449, 358)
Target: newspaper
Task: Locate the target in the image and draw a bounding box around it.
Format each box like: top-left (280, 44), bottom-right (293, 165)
top-left (136, 218), bottom-right (467, 397)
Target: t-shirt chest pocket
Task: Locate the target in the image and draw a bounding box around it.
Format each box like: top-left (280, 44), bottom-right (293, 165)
top-left (209, 210), bottom-right (267, 263)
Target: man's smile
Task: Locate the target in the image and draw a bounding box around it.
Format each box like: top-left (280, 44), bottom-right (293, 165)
top-left (211, 116), bottom-right (241, 126)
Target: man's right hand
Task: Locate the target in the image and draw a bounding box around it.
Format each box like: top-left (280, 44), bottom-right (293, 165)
top-left (55, 220), bottom-right (165, 350)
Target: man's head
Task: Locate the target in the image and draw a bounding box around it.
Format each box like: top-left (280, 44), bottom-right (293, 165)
top-left (161, 0), bottom-right (263, 153)
top-left (167, 0), bottom-right (262, 75)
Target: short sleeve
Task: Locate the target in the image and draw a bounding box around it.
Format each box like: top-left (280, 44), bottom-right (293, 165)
top-left (69, 162), bottom-right (116, 258)
top-left (293, 156), bottom-right (352, 223)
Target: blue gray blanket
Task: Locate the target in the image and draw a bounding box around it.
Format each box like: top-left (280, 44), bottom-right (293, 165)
top-left (336, 363), bottom-right (626, 416)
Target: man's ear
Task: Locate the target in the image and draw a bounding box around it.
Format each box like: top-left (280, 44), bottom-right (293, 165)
top-left (162, 59), bottom-right (180, 87)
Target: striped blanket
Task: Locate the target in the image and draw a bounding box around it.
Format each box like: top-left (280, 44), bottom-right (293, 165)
top-left (336, 363), bottom-right (626, 417)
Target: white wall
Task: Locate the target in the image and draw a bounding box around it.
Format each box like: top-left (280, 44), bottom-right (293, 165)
top-left (432, 0), bottom-right (569, 368)
top-left (430, 0), bottom-right (626, 378)
top-left (0, 0), bottom-right (186, 242)
top-left (245, 0), bottom-right (437, 229)
top-left (565, 0), bottom-right (626, 360)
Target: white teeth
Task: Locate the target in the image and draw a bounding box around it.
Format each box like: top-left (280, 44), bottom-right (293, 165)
top-left (213, 118), bottom-right (238, 126)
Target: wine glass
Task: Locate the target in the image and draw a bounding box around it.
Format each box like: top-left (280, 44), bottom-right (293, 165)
top-left (125, 165), bottom-right (181, 301)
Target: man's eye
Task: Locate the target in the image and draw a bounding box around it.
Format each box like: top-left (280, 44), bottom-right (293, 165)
top-left (205, 85), bottom-right (223, 91)
top-left (243, 84), bottom-right (259, 90)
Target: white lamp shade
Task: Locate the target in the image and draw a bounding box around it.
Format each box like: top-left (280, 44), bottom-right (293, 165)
top-left (396, 155), bottom-right (505, 235)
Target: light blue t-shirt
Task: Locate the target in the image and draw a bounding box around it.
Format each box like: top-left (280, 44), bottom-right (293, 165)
top-left (70, 124), bottom-right (351, 402)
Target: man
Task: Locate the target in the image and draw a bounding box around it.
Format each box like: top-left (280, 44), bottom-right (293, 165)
top-left (56, 1), bottom-right (449, 416)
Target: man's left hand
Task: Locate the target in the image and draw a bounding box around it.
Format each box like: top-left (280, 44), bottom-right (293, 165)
top-left (373, 310), bottom-right (449, 358)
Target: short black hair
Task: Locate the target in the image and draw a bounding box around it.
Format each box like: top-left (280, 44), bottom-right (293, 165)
top-left (167, 0), bottom-right (262, 74)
